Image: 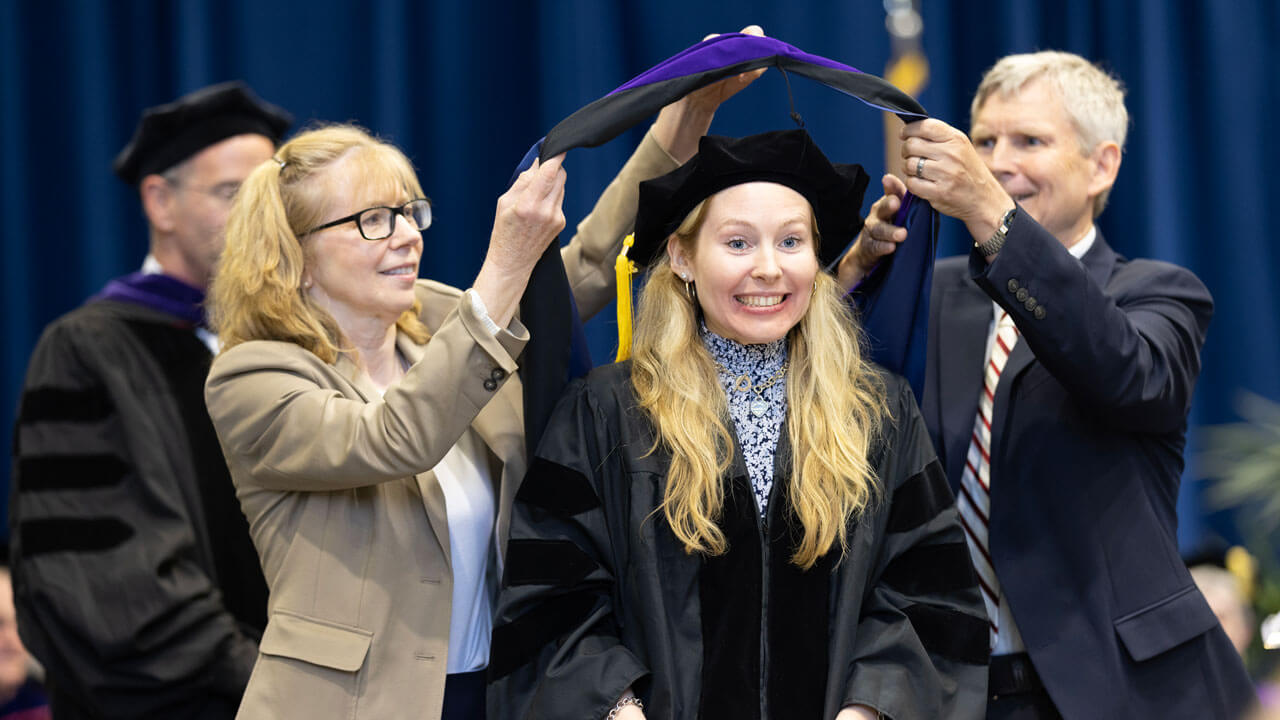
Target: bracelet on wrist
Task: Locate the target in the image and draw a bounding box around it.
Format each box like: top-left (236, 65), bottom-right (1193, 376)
top-left (607, 695), bottom-right (643, 719)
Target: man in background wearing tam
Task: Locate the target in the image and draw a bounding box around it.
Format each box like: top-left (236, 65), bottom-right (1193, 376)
top-left (10, 82), bottom-right (290, 719)
top-left (840, 51), bottom-right (1253, 718)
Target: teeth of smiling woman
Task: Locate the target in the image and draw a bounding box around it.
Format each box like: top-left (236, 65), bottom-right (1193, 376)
top-left (737, 295), bottom-right (783, 307)
top-left (381, 267), bottom-right (414, 275)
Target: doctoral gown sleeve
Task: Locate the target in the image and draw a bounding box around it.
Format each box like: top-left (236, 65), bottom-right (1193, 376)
top-left (834, 375), bottom-right (990, 720)
top-left (11, 311), bottom-right (255, 716)
top-left (489, 376), bottom-right (649, 720)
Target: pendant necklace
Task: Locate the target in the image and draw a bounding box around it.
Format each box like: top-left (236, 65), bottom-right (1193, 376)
top-left (721, 361), bottom-right (789, 417)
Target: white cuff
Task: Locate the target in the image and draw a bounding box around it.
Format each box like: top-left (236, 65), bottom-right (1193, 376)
top-left (467, 289), bottom-right (502, 336)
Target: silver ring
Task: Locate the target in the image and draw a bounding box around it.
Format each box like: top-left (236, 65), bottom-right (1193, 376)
top-left (916, 157), bottom-right (926, 179)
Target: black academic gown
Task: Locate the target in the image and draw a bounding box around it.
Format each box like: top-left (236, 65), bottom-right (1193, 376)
top-left (489, 362), bottom-right (989, 720)
top-left (11, 298), bottom-right (265, 719)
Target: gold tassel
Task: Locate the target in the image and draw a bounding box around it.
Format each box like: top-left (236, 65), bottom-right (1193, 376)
top-left (614, 234), bottom-right (637, 362)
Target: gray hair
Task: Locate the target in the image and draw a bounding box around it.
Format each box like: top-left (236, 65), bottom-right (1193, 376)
top-left (971, 51), bottom-right (1128, 216)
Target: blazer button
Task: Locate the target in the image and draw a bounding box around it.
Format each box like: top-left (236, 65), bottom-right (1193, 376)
top-left (483, 378), bottom-right (498, 392)
top-left (490, 367), bottom-right (507, 381)
top-left (1024, 297), bottom-right (1038, 311)
top-left (1034, 305), bottom-right (1047, 320)
top-left (1007, 278), bottom-right (1020, 293)
top-left (1015, 287), bottom-right (1029, 302)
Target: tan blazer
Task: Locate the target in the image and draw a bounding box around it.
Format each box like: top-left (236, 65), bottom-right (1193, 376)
top-left (205, 132), bottom-right (678, 720)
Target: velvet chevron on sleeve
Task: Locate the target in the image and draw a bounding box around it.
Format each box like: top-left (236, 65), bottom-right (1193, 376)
top-left (489, 368), bottom-right (651, 720)
top-left (11, 300), bottom-right (262, 719)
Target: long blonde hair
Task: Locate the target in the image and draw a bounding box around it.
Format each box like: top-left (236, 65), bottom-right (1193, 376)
top-left (209, 124), bottom-right (429, 362)
top-left (631, 199), bottom-right (888, 569)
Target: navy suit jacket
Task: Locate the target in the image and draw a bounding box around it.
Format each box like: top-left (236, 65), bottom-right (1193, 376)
top-left (922, 215), bottom-right (1252, 719)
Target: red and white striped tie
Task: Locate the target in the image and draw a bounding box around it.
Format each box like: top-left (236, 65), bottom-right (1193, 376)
top-left (956, 310), bottom-right (1019, 647)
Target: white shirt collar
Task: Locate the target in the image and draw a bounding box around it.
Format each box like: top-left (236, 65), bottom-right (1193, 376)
top-left (1067, 226), bottom-right (1097, 260)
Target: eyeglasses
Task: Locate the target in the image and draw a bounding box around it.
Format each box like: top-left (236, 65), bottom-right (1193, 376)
top-left (168, 179), bottom-right (242, 203)
top-left (302, 198), bottom-right (433, 240)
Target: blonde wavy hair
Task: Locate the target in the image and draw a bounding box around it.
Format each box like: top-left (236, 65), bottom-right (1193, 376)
top-left (210, 124), bottom-right (429, 362)
top-left (631, 198), bottom-right (888, 569)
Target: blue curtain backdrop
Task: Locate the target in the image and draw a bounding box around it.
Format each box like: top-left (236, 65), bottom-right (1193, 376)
top-left (3, 0), bottom-right (1278, 550)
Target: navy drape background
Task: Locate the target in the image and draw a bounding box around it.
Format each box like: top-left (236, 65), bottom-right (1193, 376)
top-left (3, 1), bottom-right (1278, 550)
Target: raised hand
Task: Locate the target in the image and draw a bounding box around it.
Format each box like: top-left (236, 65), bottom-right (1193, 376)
top-left (472, 154), bottom-right (568, 327)
top-left (899, 118), bottom-right (1012, 244)
top-left (837, 174), bottom-right (908, 291)
top-left (651, 25), bottom-right (768, 163)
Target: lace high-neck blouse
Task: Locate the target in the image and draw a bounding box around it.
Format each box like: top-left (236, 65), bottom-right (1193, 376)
top-left (702, 328), bottom-right (788, 518)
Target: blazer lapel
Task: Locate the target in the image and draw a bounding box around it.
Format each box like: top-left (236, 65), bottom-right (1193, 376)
top-left (992, 336), bottom-right (1033, 434)
top-left (396, 333), bottom-right (453, 569)
top-left (334, 352), bottom-right (377, 402)
top-left (472, 375), bottom-right (525, 555)
top-left (936, 278), bottom-right (993, 487)
top-left (1081, 231), bottom-right (1119, 290)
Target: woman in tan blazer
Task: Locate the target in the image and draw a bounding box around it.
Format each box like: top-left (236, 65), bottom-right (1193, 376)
top-left (201, 100), bottom-right (732, 718)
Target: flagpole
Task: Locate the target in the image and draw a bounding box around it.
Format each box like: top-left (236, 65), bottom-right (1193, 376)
top-left (882, 0), bottom-right (928, 180)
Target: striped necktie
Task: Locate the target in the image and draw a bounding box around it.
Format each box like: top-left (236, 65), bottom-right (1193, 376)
top-left (956, 310), bottom-right (1019, 647)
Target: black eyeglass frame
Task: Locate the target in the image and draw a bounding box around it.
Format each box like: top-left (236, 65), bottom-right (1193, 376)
top-left (301, 198), bottom-right (433, 240)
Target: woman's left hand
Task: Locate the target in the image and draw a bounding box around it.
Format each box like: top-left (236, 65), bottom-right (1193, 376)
top-left (651, 25), bottom-right (767, 163)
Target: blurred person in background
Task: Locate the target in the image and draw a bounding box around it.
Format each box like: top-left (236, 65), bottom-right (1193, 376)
top-left (0, 566), bottom-right (49, 720)
top-left (10, 82), bottom-right (289, 719)
top-left (1191, 563), bottom-right (1256, 658)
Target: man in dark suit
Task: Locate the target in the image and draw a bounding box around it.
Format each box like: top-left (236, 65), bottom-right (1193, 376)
top-left (839, 51), bottom-right (1252, 719)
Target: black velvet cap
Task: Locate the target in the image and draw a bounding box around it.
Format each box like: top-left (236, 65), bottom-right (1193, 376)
top-left (633, 129), bottom-right (869, 269)
top-left (112, 81), bottom-right (292, 185)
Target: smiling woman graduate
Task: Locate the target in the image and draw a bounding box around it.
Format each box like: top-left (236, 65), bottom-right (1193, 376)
top-left (490, 130), bottom-right (990, 720)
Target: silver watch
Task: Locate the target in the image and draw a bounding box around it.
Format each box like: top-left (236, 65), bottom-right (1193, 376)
top-left (976, 207), bottom-right (1017, 257)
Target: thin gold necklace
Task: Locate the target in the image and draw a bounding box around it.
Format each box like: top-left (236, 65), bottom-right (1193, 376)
top-left (718, 360), bottom-right (789, 418)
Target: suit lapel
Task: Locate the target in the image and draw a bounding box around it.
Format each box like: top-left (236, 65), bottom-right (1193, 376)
top-left (472, 375), bottom-right (525, 556)
top-left (992, 232), bottom-right (1117, 442)
top-left (395, 333), bottom-right (453, 569)
top-left (334, 352), bottom-right (377, 402)
top-left (936, 277), bottom-right (993, 487)
top-left (1081, 231), bottom-right (1118, 290)
top-left (992, 336), bottom-right (1033, 433)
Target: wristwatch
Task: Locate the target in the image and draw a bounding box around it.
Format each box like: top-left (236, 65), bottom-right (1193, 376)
top-left (976, 207), bottom-right (1017, 257)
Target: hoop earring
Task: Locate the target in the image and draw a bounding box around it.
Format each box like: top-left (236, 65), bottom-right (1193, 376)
top-left (685, 280), bottom-right (697, 301)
